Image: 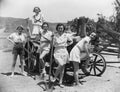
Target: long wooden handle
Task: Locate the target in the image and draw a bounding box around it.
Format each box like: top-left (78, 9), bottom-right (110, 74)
top-left (48, 35), bottom-right (54, 81)
top-left (25, 18), bottom-right (31, 37)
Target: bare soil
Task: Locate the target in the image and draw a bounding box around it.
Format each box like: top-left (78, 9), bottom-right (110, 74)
top-left (0, 49), bottom-right (120, 92)
top-left (0, 30), bottom-right (120, 92)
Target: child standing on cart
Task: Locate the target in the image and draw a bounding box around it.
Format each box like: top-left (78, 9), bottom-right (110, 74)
top-left (30, 7), bottom-right (44, 38)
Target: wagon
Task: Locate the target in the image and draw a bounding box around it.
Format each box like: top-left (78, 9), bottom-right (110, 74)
top-left (23, 36), bottom-right (106, 77)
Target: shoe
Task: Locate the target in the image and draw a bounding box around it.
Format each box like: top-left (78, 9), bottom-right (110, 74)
top-left (79, 81), bottom-right (83, 85)
top-left (52, 77), bottom-right (56, 82)
top-left (10, 74), bottom-right (14, 77)
top-left (73, 82), bottom-right (83, 86)
top-left (52, 77), bottom-right (59, 82)
top-left (40, 73), bottom-right (46, 80)
top-left (22, 72), bottom-right (27, 76)
top-left (53, 79), bottom-right (59, 86)
top-left (58, 83), bottom-right (64, 88)
top-left (45, 62), bottom-right (50, 67)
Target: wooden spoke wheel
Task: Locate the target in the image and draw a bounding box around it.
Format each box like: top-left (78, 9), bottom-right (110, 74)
top-left (82, 52), bottom-right (106, 76)
top-left (24, 41), bottom-right (37, 72)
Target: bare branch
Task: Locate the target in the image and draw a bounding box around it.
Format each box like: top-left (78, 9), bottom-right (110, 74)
top-left (116, 0), bottom-right (120, 7)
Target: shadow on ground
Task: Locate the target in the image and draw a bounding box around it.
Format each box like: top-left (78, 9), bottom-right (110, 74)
top-left (1, 72), bottom-right (23, 76)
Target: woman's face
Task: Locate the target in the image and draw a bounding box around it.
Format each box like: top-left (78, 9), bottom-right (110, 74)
top-left (34, 8), bottom-right (41, 14)
top-left (42, 24), bottom-right (48, 31)
top-left (90, 33), bottom-right (96, 40)
top-left (57, 25), bottom-right (64, 34)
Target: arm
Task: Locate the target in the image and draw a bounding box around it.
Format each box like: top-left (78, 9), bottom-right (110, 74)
top-left (41, 34), bottom-right (51, 42)
top-left (84, 41), bottom-right (90, 57)
top-left (7, 34), bottom-right (15, 45)
top-left (72, 35), bottom-right (81, 42)
top-left (23, 33), bottom-right (28, 46)
top-left (67, 36), bottom-right (73, 46)
top-left (41, 32), bottom-right (54, 43)
top-left (25, 18), bottom-right (32, 37)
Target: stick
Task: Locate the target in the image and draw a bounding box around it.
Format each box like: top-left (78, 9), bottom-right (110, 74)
top-left (49, 35), bottom-right (54, 80)
top-left (116, 0), bottom-right (120, 7)
top-left (48, 34), bottom-right (54, 88)
top-left (25, 18), bottom-right (31, 74)
top-left (25, 18), bottom-right (31, 37)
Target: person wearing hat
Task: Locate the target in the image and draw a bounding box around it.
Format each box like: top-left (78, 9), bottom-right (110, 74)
top-left (69, 32), bottom-right (96, 86)
top-left (7, 25), bottom-right (27, 77)
top-left (31, 7), bottom-right (44, 38)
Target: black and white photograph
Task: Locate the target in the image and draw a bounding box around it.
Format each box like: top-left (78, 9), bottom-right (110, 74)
top-left (0, 0), bottom-right (120, 92)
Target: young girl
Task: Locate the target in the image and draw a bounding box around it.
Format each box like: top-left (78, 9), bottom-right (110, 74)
top-left (31, 7), bottom-right (44, 37)
top-left (7, 25), bottom-right (27, 77)
top-left (53, 23), bottom-right (73, 87)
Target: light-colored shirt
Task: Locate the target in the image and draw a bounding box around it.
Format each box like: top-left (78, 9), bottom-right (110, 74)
top-left (76, 36), bottom-right (91, 51)
top-left (7, 32), bottom-right (27, 43)
top-left (40, 29), bottom-right (52, 51)
top-left (31, 12), bottom-right (44, 26)
top-left (31, 12), bottom-right (44, 36)
top-left (53, 33), bottom-right (72, 47)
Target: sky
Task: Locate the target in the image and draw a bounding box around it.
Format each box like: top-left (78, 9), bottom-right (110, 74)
top-left (0, 0), bottom-right (115, 22)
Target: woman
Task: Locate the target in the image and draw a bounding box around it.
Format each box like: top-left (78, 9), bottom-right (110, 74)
top-left (53, 23), bottom-right (73, 87)
top-left (69, 32), bottom-right (96, 86)
top-left (7, 25), bottom-right (27, 77)
top-left (38, 22), bottom-right (53, 79)
top-left (31, 7), bottom-right (44, 37)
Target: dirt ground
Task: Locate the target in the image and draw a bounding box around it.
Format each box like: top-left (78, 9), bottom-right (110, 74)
top-left (0, 30), bottom-right (120, 92)
top-left (0, 48), bottom-right (120, 92)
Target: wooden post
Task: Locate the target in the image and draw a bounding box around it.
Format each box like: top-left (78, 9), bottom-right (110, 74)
top-left (116, 0), bottom-right (120, 7)
top-left (79, 17), bottom-right (87, 38)
top-left (118, 43), bottom-right (120, 58)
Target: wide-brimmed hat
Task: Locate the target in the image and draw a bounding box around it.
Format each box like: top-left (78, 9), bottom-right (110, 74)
top-left (16, 25), bottom-right (24, 30)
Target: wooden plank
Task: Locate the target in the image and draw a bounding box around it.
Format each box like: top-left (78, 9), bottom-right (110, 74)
top-left (106, 62), bottom-right (120, 63)
top-left (100, 52), bottom-right (118, 56)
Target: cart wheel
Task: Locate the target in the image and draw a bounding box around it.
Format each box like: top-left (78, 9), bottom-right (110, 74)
top-left (24, 41), bottom-right (36, 72)
top-left (82, 52), bottom-right (106, 76)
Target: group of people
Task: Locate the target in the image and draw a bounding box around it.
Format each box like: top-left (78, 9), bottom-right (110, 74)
top-left (7, 6), bottom-right (97, 87)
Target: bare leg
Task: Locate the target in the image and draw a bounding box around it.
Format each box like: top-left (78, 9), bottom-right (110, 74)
top-left (59, 65), bottom-right (65, 84)
top-left (39, 50), bottom-right (48, 79)
top-left (54, 65), bottom-right (62, 80)
top-left (39, 59), bottom-right (46, 78)
top-left (73, 61), bottom-right (80, 85)
top-left (11, 54), bottom-right (18, 77)
top-left (19, 55), bottom-right (26, 76)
